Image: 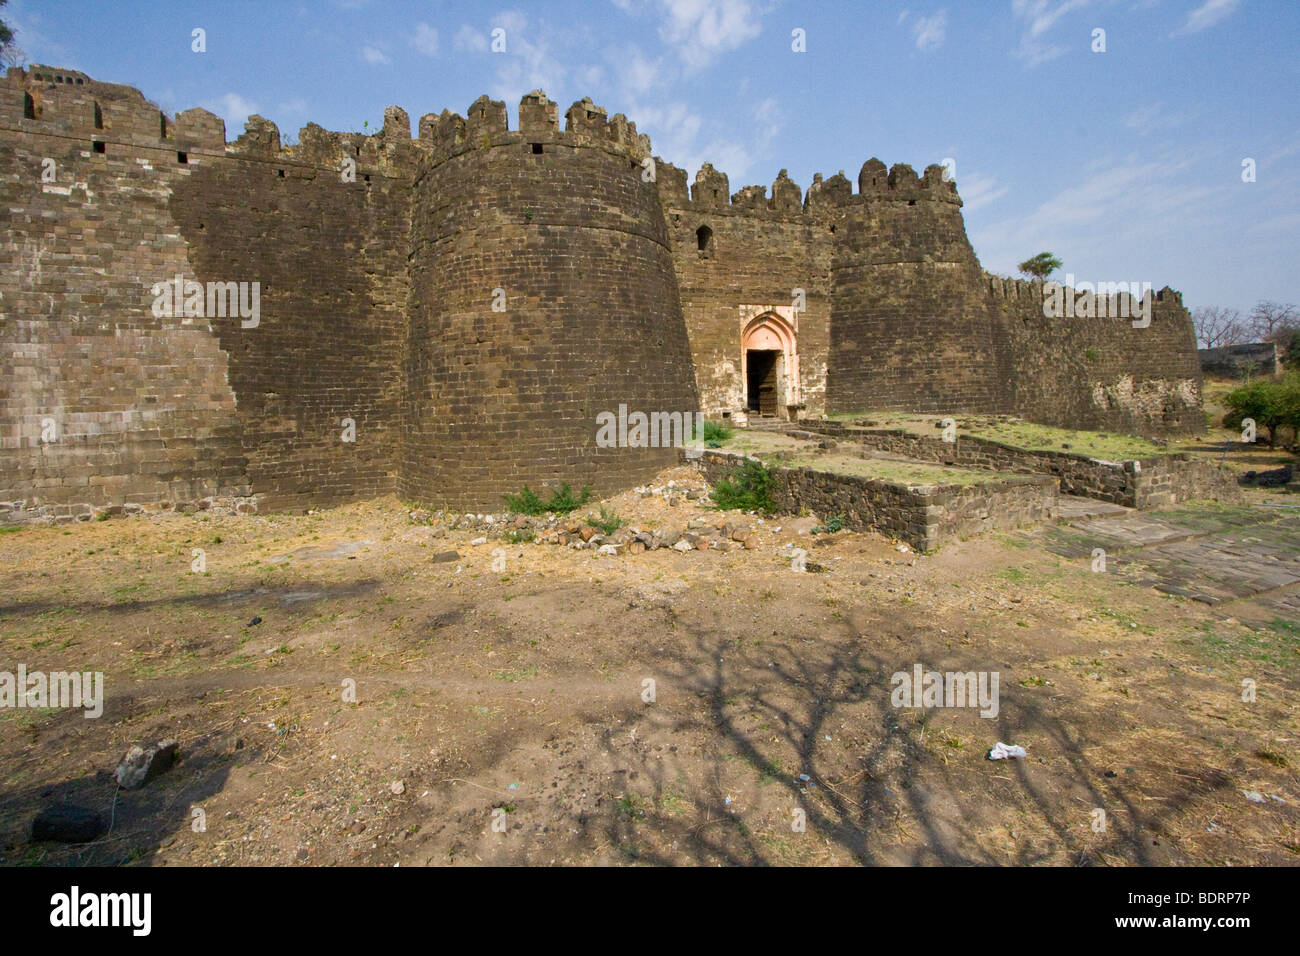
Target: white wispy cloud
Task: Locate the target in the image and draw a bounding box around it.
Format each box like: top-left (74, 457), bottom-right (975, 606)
top-left (1010, 0), bottom-right (1093, 67)
top-left (454, 24), bottom-right (489, 53)
top-left (577, 64), bottom-right (606, 91)
top-left (412, 23), bottom-right (439, 56)
top-left (201, 92), bottom-right (261, 125)
top-left (479, 11), bottom-right (569, 104)
top-left (957, 172), bottom-right (1010, 213)
top-left (655, 0), bottom-right (764, 71)
top-left (969, 148), bottom-right (1220, 280)
top-left (361, 45), bottom-right (390, 66)
top-left (630, 95), bottom-right (783, 186)
top-left (1173, 0), bottom-right (1243, 36)
top-left (618, 46), bottom-right (663, 96)
top-left (911, 10), bottom-right (948, 52)
top-left (621, 100), bottom-right (704, 167)
top-left (1123, 102), bottom-right (1163, 131)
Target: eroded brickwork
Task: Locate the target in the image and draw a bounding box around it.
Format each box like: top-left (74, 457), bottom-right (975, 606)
top-left (990, 278), bottom-right (1203, 436)
top-left (0, 68), bottom-right (248, 514)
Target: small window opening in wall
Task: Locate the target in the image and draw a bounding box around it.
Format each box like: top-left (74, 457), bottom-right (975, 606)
top-left (93, 102), bottom-right (103, 129)
top-left (721, 411), bottom-right (731, 418)
top-left (531, 143), bottom-right (543, 154)
top-left (23, 92), bottom-right (35, 119)
top-left (55, 75), bottom-right (64, 83)
top-left (354, 145), bottom-right (360, 157)
top-left (276, 168), bottom-right (285, 177)
top-left (907, 199), bottom-right (916, 206)
top-left (75, 78), bottom-right (84, 85)
top-left (696, 224), bottom-right (713, 253)
top-left (159, 113), bottom-right (168, 139)
top-left (177, 151), bottom-right (188, 164)
top-left (829, 225), bottom-right (836, 233)
top-left (363, 174), bottom-right (370, 183)
top-left (92, 140), bottom-right (105, 154)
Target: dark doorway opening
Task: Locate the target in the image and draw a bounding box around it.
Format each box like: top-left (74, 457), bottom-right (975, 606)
top-left (746, 349), bottom-right (780, 416)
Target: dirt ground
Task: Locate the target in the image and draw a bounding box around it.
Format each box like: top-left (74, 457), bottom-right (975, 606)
top-left (1, 462), bottom-right (1298, 867)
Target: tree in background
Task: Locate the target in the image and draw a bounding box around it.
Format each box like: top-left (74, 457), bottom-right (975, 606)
top-left (1249, 301), bottom-right (1299, 366)
top-left (0, 2), bottom-right (13, 67)
top-left (1017, 252), bottom-right (1062, 281)
top-left (1191, 300), bottom-right (1298, 365)
top-left (1248, 301), bottom-right (1298, 339)
top-left (0, 0), bottom-right (24, 69)
top-left (1192, 306), bottom-right (1246, 349)
top-left (1222, 373), bottom-right (1300, 448)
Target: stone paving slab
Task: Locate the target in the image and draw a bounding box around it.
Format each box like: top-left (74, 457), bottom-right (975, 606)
top-left (1257, 588), bottom-right (1300, 619)
top-left (1066, 514), bottom-right (1202, 549)
top-left (1048, 510), bottom-right (1300, 606)
top-left (1055, 495), bottom-right (1131, 521)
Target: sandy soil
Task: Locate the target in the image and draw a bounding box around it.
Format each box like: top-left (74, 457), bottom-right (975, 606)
top-left (1, 466), bottom-right (1297, 866)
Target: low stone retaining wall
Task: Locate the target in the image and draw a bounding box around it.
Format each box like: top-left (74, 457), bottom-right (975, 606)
top-left (778, 423), bottom-right (1239, 509)
top-left (0, 494), bottom-right (259, 525)
top-left (689, 450), bottom-right (1058, 552)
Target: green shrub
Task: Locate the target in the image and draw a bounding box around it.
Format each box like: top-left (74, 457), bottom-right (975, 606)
top-left (1222, 374), bottom-right (1300, 446)
top-left (546, 482), bottom-right (592, 514)
top-left (812, 513), bottom-right (846, 534)
top-left (503, 482), bottom-right (593, 515)
top-left (503, 485), bottom-right (546, 515)
top-left (697, 419), bottom-right (733, 447)
top-left (591, 506), bottom-right (625, 536)
top-left (712, 459), bottom-right (777, 513)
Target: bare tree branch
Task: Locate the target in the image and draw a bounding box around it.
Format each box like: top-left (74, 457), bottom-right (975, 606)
top-left (1192, 306), bottom-right (1246, 349)
top-left (1248, 301), bottom-right (1299, 342)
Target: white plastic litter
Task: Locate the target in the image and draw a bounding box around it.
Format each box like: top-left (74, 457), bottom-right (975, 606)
top-left (987, 742), bottom-right (1027, 760)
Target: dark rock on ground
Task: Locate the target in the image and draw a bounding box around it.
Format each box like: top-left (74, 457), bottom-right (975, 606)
top-left (114, 738), bottom-right (179, 789)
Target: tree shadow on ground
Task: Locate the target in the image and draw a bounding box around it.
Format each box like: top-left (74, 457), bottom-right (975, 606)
top-left (0, 579), bottom-right (381, 618)
top-left (586, 607), bottom-right (1190, 866)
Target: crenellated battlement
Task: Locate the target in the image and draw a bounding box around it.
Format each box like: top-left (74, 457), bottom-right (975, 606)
top-left (415, 91), bottom-right (653, 171)
top-left (655, 156), bottom-right (962, 222)
top-left (3, 65), bottom-right (965, 212)
top-left (1, 64), bottom-right (423, 178)
top-left (986, 273), bottom-right (1184, 307)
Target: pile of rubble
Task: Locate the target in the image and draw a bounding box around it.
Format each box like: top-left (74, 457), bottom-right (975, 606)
top-left (407, 471), bottom-right (781, 557)
top-left (537, 514), bottom-right (761, 554)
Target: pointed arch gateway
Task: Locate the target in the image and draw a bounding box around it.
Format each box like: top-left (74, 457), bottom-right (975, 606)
top-left (740, 310), bottom-right (800, 419)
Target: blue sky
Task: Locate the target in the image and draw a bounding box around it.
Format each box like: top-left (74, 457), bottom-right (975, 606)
top-left (7, 0), bottom-right (1297, 312)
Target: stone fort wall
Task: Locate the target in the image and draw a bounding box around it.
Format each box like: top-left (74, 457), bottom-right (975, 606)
top-left (0, 64), bottom-right (1203, 520)
top-left (1, 67), bottom-right (417, 515)
top-left (402, 92), bottom-right (698, 510)
top-left (663, 155), bottom-right (1202, 437)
